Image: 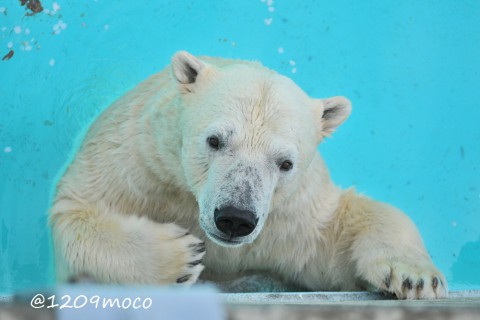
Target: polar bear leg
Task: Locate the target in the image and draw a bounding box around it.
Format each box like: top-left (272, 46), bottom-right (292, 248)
top-left (340, 191), bottom-right (447, 299)
top-left (50, 199), bottom-right (205, 285)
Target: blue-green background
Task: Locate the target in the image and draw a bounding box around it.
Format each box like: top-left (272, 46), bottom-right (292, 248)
top-left (1, 0), bottom-right (479, 294)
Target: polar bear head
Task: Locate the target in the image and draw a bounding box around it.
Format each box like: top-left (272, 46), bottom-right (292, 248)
top-left (172, 51), bottom-right (351, 247)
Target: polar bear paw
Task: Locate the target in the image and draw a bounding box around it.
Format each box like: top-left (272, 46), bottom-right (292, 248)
top-left (361, 258), bottom-right (448, 299)
top-left (169, 231), bottom-right (206, 285)
top-left (175, 239), bottom-right (206, 285)
top-left (144, 223), bottom-right (207, 285)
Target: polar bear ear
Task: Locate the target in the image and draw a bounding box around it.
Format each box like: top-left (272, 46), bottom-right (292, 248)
top-left (317, 96), bottom-right (352, 139)
top-left (171, 51), bottom-right (207, 91)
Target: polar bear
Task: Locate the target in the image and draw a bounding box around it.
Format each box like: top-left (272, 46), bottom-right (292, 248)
top-left (50, 51), bottom-right (447, 299)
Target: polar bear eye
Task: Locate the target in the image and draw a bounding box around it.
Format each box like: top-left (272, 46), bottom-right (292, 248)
top-left (279, 160), bottom-right (293, 171)
top-left (207, 136), bottom-right (220, 150)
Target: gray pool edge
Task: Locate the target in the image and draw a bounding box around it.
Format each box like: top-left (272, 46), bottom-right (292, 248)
top-left (2, 290), bottom-right (480, 306)
top-left (222, 290), bottom-right (480, 307)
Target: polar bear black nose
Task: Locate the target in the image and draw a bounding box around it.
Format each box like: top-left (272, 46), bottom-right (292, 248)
top-left (214, 206), bottom-right (258, 238)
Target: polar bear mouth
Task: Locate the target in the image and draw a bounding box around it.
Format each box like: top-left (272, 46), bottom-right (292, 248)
top-left (206, 231), bottom-right (245, 247)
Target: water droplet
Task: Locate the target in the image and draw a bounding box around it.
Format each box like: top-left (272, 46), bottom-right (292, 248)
top-left (23, 42), bottom-right (32, 51)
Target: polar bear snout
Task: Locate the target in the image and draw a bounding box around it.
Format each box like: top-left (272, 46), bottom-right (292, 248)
top-left (214, 206), bottom-right (258, 238)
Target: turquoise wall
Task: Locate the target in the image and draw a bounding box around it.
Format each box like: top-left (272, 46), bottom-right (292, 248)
top-left (1, 0), bottom-right (479, 293)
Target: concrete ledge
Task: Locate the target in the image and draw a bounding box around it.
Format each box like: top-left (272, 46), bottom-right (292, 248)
top-left (2, 289), bottom-right (480, 320)
top-left (223, 290), bottom-right (480, 307)
top-left (227, 304), bottom-right (480, 320)
top-left (225, 291), bottom-right (480, 320)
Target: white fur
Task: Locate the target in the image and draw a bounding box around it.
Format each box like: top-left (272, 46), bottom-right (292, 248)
top-left (50, 51), bottom-right (447, 299)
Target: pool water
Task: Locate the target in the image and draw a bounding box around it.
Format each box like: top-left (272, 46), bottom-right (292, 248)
top-left (1, 0), bottom-right (479, 294)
